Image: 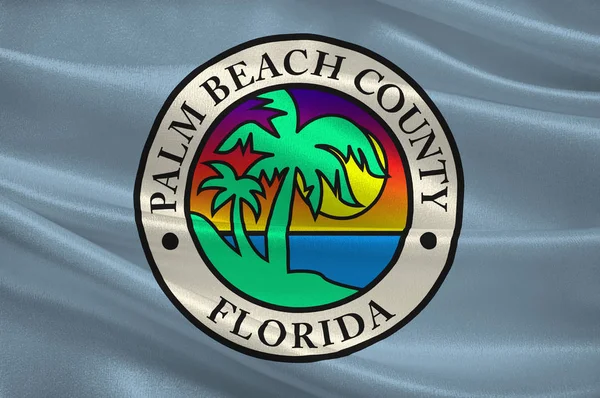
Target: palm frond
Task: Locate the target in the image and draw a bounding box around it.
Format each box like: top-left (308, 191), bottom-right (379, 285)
top-left (198, 177), bottom-right (225, 194)
top-left (207, 161), bottom-right (237, 180)
top-left (257, 90), bottom-right (298, 137)
top-left (299, 168), bottom-right (359, 216)
top-left (240, 196), bottom-right (261, 218)
top-left (211, 191), bottom-right (232, 216)
top-left (217, 122), bottom-right (278, 155)
top-left (236, 177), bottom-right (264, 197)
top-left (246, 157), bottom-right (288, 184)
top-left (301, 116), bottom-right (386, 178)
top-left (298, 170), bottom-right (323, 216)
top-left (311, 156), bottom-right (358, 207)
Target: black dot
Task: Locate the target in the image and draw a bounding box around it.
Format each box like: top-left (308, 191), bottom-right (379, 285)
top-left (420, 232), bottom-right (437, 250)
top-left (162, 233), bottom-right (179, 250)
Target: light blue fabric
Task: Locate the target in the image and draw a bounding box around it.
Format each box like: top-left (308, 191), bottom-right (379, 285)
top-left (1, 1), bottom-right (599, 396)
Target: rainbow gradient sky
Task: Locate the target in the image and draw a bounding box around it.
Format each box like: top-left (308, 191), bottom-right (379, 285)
top-left (189, 86), bottom-right (408, 232)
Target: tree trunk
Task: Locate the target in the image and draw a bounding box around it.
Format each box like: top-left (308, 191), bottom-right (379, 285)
top-left (266, 169), bottom-right (295, 270)
top-left (231, 200), bottom-right (256, 258)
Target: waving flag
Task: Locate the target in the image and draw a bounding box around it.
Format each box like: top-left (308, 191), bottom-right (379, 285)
top-left (1, 1), bottom-right (599, 397)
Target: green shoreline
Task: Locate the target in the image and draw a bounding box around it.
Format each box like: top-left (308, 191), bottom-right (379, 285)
top-left (191, 213), bottom-right (357, 308)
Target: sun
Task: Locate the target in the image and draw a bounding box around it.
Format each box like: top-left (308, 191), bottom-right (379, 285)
top-left (298, 134), bottom-right (387, 219)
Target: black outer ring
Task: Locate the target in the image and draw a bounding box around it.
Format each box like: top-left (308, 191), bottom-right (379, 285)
top-left (134, 33), bottom-right (465, 363)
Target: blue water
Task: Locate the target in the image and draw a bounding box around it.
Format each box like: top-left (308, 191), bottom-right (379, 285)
top-left (223, 234), bottom-right (402, 289)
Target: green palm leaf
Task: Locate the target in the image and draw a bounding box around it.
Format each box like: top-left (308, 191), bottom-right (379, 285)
top-left (218, 122), bottom-right (280, 155)
top-left (240, 196), bottom-right (260, 217)
top-left (300, 116), bottom-right (386, 178)
top-left (198, 161), bottom-right (264, 217)
top-left (246, 156), bottom-right (288, 183)
top-left (257, 90), bottom-right (297, 136)
top-left (211, 191), bottom-right (233, 216)
top-left (206, 161), bottom-right (237, 181)
top-left (198, 177), bottom-right (227, 191)
top-left (234, 177), bottom-right (264, 217)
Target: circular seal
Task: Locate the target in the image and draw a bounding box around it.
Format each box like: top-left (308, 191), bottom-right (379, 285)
top-left (135, 34), bottom-right (463, 362)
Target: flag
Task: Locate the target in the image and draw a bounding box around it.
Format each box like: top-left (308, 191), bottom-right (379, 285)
top-left (1, 1), bottom-right (599, 397)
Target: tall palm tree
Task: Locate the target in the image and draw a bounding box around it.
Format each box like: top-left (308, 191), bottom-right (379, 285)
top-left (216, 89), bottom-right (387, 267)
top-left (198, 161), bottom-right (264, 258)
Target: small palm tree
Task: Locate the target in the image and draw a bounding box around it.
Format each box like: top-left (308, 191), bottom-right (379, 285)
top-left (198, 162), bottom-right (264, 258)
top-left (216, 89), bottom-right (387, 267)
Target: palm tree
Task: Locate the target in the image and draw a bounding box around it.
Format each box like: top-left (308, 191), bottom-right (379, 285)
top-left (198, 161), bottom-right (264, 258)
top-left (194, 160), bottom-right (357, 308)
top-left (216, 89), bottom-right (387, 268)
